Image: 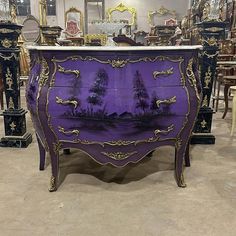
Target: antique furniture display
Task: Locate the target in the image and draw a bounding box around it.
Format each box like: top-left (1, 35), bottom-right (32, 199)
top-left (0, 20), bottom-right (32, 146)
top-left (147, 6), bottom-right (177, 46)
top-left (27, 45), bottom-right (202, 191)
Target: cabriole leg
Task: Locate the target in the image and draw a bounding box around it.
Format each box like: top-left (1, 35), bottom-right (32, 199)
top-left (48, 143), bottom-right (60, 192)
top-left (36, 135), bottom-right (46, 171)
top-left (175, 139), bottom-right (188, 188)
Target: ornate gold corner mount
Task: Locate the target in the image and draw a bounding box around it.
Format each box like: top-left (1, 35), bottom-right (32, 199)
top-left (39, 57), bottom-right (49, 87)
top-left (48, 176), bottom-right (57, 192)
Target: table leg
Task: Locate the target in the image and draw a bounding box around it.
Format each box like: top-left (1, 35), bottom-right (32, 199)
top-left (222, 84), bottom-right (230, 119)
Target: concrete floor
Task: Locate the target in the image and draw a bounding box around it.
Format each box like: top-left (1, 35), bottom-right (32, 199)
top-left (0, 89), bottom-right (236, 236)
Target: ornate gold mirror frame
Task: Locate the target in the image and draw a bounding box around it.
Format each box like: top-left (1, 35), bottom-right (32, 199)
top-left (65, 7), bottom-right (84, 36)
top-left (107, 3), bottom-right (137, 26)
top-left (148, 6), bottom-right (176, 27)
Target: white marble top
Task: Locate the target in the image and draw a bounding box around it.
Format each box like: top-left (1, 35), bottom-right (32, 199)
top-left (27, 45), bottom-right (202, 51)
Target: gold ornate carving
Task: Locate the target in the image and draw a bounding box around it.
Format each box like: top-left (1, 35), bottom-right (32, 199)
top-left (153, 67), bottom-right (174, 79)
top-left (10, 122), bottom-right (16, 131)
top-left (57, 64), bottom-right (80, 78)
top-left (39, 57), bottom-right (49, 86)
top-left (202, 95), bottom-right (208, 107)
top-left (52, 55), bottom-right (183, 70)
top-left (53, 142), bottom-right (62, 154)
top-left (0, 53), bottom-right (18, 61)
top-left (203, 36), bottom-right (217, 46)
top-left (49, 176), bottom-right (57, 192)
top-left (101, 151), bottom-right (137, 160)
top-left (202, 51), bottom-right (219, 59)
top-left (204, 67), bottom-right (212, 89)
top-left (156, 96), bottom-right (176, 108)
top-left (103, 140), bottom-right (136, 146)
top-left (201, 119), bottom-right (207, 128)
top-left (2, 38), bottom-right (12, 48)
top-left (6, 68), bottom-right (13, 91)
top-left (8, 97), bottom-right (14, 109)
top-left (55, 96), bottom-right (79, 109)
top-left (205, 27), bottom-right (224, 33)
top-left (107, 3), bottom-right (137, 26)
top-left (58, 126), bottom-right (80, 136)
top-left (0, 28), bottom-right (21, 34)
top-left (186, 58), bottom-right (200, 101)
top-left (154, 124), bottom-right (174, 136)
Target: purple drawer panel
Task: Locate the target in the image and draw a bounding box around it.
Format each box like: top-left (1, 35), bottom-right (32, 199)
top-left (48, 115), bottom-right (185, 144)
top-left (45, 86), bottom-right (189, 118)
top-left (51, 59), bottom-right (183, 89)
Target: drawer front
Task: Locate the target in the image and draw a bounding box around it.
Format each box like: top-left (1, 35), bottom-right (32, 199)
top-left (45, 86), bottom-right (189, 118)
top-left (50, 56), bottom-right (184, 89)
top-left (47, 115), bottom-right (186, 145)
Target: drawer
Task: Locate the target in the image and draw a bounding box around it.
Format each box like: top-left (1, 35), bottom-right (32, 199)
top-left (48, 115), bottom-right (187, 145)
top-left (45, 86), bottom-right (189, 118)
top-left (50, 57), bottom-right (184, 89)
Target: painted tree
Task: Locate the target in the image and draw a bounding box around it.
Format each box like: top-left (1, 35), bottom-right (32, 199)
top-left (150, 91), bottom-right (159, 113)
top-left (133, 70), bottom-right (149, 113)
top-left (87, 69), bottom-right (109, 112)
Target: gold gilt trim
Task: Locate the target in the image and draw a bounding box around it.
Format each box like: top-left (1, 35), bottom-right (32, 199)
top-left (203, 36), bottom-right (217, 46)
top-left (202, 95), bottom-right (208, 107)
top-left (0, 53), bottom-right (18, 61)
top-left (58, 126), bottom-right (80, 136)
top-left (0, 28), bottom-right (21, 34)
top-left (2, 38), bottom-right (12, 48)
top-left (186, 58), bottom-right (200, 101)
top-left (8, 97), bottom-right (14, 109)
top-left (205, 27), bottom-right (224, 33)
top-left (154, 124), bottom-right (174, 136)
top-left (49, 176), bottom-right (57, 192)
top-left (201, 119), bottom-right (207, 128)
top-left (101, 151), bottom-right (137, 160)
top-left (53, 141), bottom-right (62, 154)
top-left (10, 122), bottom-right (16, 131)
top-left (103, 140), bottom-right (136, 146)
top-left (156, 96), bottom-right (176, 108)
top-left (39, 57), bottom-right (49, 87)
top-left (107, 3), bottom-right (137, 26)
top-left (204, 67), bottom-right (212, 89)
top-left (56, 96), bottom-right (79, 109)
top-left (153, 67), bottom-right (174, 79)
top-left (52, 55), bottom-right (183, 70)
top-left (203, 51), bottom-right (219, 59)
top-left (57, 64), bottom-right (80, 78)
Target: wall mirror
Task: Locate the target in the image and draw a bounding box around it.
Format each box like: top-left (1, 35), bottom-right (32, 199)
top-left (21, 15), bottom-right (40, 43)
top-left (148, 6), bottom-right (177, 27)
top-left (85, 0), bottom-right (105, 34)
top-left (107, 3), bottom-right (136, 26)
top-left (65, 7), bottom-right (83, 37)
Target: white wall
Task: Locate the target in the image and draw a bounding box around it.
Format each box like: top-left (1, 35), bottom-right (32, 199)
top-left (18, 0), bottom-right (189, 32)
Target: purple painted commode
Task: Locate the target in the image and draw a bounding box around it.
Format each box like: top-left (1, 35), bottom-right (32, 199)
top-left (26, 45), bottom-right (202, 191)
